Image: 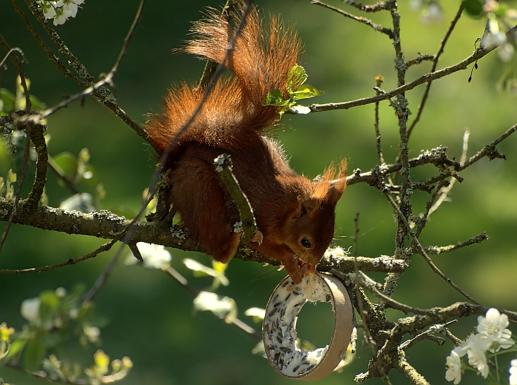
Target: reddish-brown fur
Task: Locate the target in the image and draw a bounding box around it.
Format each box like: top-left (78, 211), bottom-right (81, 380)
top-left (146, 4), bottom-right (346, 283)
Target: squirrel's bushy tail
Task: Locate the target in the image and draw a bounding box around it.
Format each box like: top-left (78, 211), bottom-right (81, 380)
top-left (146, 3), bottom-right (301, 153)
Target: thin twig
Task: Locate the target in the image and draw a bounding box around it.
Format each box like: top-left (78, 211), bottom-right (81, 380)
top-left (400, 320), bottom-right (456, 350)
top-left (342, 0), bottom-right (391, 13)
top-left (0, 139), bottom-right (30, 254)
top-left (0, 47), bottom-right (24, 69)
top-left (213, 154), bottom-right (258, 244)
top-left (427, 129), bottom-right (470, 217)
top-left (346, 145), bottom-right (458, 186)
top-left (405, 53), bottom-right (434, 68)
top-left (383, 191), bottom-right (480, 304)
top-left (309, 26), bottom-right (517, 112)
top-left (197, 0), bottom-right (240, 89)
top-left (425, 232), bottom-right (488, 255)
top-left (82, 250), bottom-right (120, 304)
top-left (311, 0), bottom-right (393, 37)
top-left (408, 4), bottom-right (465, 137)
top-left (352, 211), bottom-right (360, 255)
top-left (48, 156), bottom-right (80, 195)
top-left (461, 123), bottom-right (517, 169)
top-left (25, 0), bottom-right (147, 140)
top-left (161, 265), bottom-right (259, 340)
top-left (354, 271), bottom-right (434, 315)
top-left (11, 0), bottom-right (76, 81)
top-left (0, 240), bottom-right (116, 273)
top-left (416, 122), bottom-right (517, 188)
top-left (39, 0), bottom-right (145, 121)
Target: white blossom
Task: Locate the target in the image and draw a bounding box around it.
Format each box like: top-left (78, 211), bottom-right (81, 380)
top-left (41, 2), bottom-right (57, 19)
top-left (410, 0), bottom-right (423, 11)
top-left (62, 2), bottom-right (78, 19)
top-left (53, 9), bottom-right (68, 25)
top-left (193, 291), bottom-right (237, 322)
top-left (55, 287), bottom-right (66, 297)
top-left (509, 359), bottom-right (517, 385)
top-left (324, 246), bottom-right (347, 259)
top-left (126, 243), bottom-right (172, 270)
top-left (498, 43), bottom-right (515, 62)
top-left (481, 31), bottom-right (507, 49)
top-left (289, 105), bottom-right (311, 115)
top-left (465, 334), bottom-right (490, 378)
top-left (21, 297), bottom-right (40, 323)
top-left (83, 325), bottom-right (100, 343)
top-left (421, 3), bottom-right (443, 24)
top-left (445, 350), bottom-right (462, 384)
top-left (244, 307), bottom-right (265, 321)
top-left (477, 308), bottom-right (514, 352)
top-left (183, 258), bottom-right (229, 287)
top-left (39, 0), bottom-right (85, 26)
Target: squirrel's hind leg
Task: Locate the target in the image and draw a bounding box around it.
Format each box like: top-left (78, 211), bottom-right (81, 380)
top-left (169, 157), bottom-right (241, 263)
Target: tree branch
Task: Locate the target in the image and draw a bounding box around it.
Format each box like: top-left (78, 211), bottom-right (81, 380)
top-left (0, 198), bottom-right (407, 274)
top-left (311, 0), bottom-right (393, 37)
top-left (213, 154), bottom-right (258, 244)
top-left (309, 26), bottom-right (517, 113)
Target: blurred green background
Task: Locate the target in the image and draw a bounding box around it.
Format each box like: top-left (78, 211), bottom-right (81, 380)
top-left (1, 1), bottom-right (516, 384)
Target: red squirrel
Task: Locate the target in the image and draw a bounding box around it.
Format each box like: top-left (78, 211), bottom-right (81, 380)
top-left (146, 4), bottom-right (346, 283)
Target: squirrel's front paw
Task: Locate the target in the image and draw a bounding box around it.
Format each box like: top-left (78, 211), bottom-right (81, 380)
top-left (251, 230), bottom-right (264, 245)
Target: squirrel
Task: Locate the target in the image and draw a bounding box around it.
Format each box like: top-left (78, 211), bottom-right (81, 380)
top-left (145, 4), bottom-right (346, 283)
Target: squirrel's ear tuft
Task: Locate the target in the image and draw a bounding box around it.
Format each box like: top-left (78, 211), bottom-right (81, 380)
top-left (313, 160), bottom-right (347, 205)
top-left (326, 176), bottom-right (346, 206)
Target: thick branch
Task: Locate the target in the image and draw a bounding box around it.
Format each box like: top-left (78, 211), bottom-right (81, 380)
top-left (0, 198), bottom-right (406, 273)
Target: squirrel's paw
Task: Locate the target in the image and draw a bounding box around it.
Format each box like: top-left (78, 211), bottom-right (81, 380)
top-left (251, 230), bottom-right (264, 245)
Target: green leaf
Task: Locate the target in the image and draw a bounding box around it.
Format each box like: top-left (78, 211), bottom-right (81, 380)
top-left (6, 338), bottom-right (27, 360)
top-left (287, 64), bottom-right (308, 91)
top-left (5, 169), bottom-right (16, 199)
top-left (23, 336), bottom-right (45, 371)
top-left (38, 290), bottom-right (60, 326)
top-left (53, 152), bottom-right (78, 181)
top-left (493, 4), bottom-right (508, 18)
top-left (15, 75), bottom-right (31, 111)
top-left (0, 89), bottom-right (15, 112)
top-left (29, 94), bottom-right (47, 111)
top-left (291, 84), bottom-right (320, 100)
top-left (462, 0), bottom-right (484, 18)
top-left (264, 89), bottom-right (288, 107)
top-left (0, 137), bottom-right (10, 174)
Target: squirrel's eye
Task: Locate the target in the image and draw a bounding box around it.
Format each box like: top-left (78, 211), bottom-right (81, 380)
top-left (300, 237), bottom-right (312, 249)
top-left (300, 205), bottom-right (308, 217)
